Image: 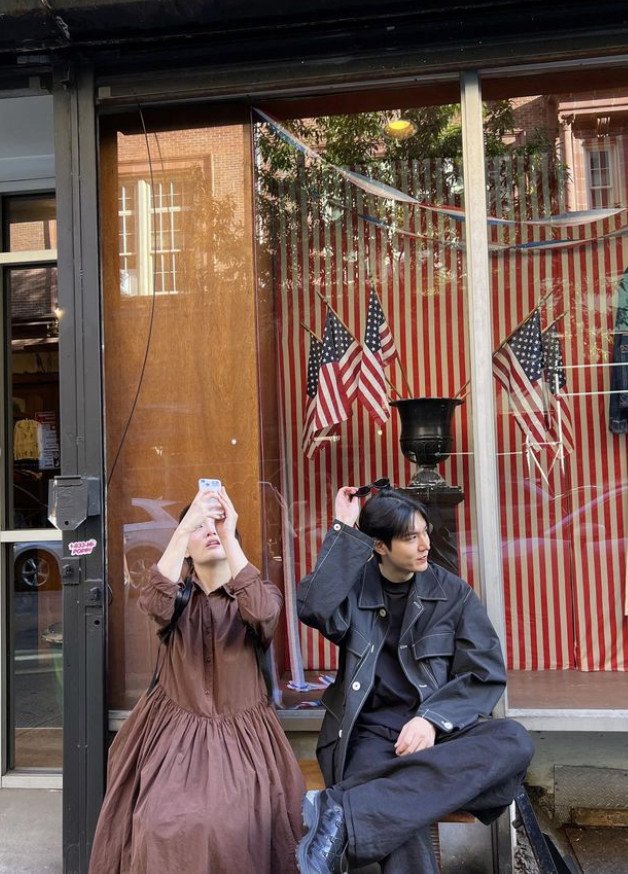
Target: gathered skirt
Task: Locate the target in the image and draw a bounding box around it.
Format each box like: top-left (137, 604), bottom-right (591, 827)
top-left (88, 687), bottom-right (304, 874)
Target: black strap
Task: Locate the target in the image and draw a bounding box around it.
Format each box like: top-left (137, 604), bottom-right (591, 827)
top-left (147, 576), bottom-right (194, 696)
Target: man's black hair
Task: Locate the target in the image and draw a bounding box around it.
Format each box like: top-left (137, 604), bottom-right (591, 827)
top-left (358, 489), bottom-right (429, 560)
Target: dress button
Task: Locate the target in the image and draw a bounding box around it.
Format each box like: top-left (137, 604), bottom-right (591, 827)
top-left (338, 729), bottom-right (343, 738)
top-left (333, 523), bottom-right (341, 531)
top-left (379, 608), bottom-right (387, 618)
top-left (352, 681), bottom-right (361, 691)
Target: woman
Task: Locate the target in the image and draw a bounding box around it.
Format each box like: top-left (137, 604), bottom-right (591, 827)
top-left (89, 485), bottom-right (304, 873)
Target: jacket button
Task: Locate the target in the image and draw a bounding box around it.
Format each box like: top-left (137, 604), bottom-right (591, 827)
top-left (338, 729), bottom-right (343, 738)
top-left (378, 608), bottom-right (387, 618)
top-left (443, 721), bottom-right (453, 730)
top-left (351, 681), bottom-right (361, 691)
top-left (333, 523), bottom-right (341, 531)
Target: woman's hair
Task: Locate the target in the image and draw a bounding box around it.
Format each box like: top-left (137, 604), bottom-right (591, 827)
top-left (358, 489), bottom-right (429, 557)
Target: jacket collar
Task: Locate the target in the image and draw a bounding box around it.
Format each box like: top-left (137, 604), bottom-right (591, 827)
top-left (358, 559), bottom-right (449, 610)
top-left (400, 565), bottom-right (449, 641)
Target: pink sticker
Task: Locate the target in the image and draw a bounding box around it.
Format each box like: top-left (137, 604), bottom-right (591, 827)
top-left (68, 538), bottom-right (97, 556)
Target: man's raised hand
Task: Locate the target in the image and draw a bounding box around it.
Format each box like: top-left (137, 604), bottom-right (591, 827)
top-left (334, 487), bottom-right (361, 527)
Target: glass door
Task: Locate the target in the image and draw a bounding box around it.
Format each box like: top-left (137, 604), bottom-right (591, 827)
top-left (1, 193), bottom-right (62, 776)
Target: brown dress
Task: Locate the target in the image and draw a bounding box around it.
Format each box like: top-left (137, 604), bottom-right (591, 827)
top-left (89, 564), bottom-right (305, 874)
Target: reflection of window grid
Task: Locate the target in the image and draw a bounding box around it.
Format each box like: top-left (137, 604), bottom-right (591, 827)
top-left (118, 178), bottom-right (183, 296)
top-left (586, 144), bottom-right (615, 208)
top-left (150, 181), bottom-right (182, 294)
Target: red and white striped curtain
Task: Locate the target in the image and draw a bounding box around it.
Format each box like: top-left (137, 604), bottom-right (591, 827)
top-left (273, 156), bottom-right (628, 673)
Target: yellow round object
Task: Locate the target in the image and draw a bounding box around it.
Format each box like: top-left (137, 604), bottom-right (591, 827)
top-left (385, 118), bottom-right (417, 139)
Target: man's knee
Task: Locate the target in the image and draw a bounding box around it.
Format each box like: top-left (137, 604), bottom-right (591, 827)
top-left (490, 718), bottom-right (534, 770)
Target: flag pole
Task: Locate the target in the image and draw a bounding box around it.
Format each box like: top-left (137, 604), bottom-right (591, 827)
top-left (370, 284), bottom-right (414, 396)
top-left (300, 322), bottom-right (322, 343)
top-left (314, 290), bottom-right (356, 338)
top-left (542, 310), bottom-right (568, 335)
top-left (386, 375), bottom-right (403, 399)
top-left (455, 289), bottom-right (556, 399)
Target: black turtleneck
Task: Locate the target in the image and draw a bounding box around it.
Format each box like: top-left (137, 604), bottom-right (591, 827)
top-left (356, 571), bottom-right (420, 733)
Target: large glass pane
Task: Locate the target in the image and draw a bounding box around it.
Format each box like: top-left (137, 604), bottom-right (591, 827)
top-left (5, 194), bottom-right (57, 252)
top-left (9, 540), bottom-right (62, 769)
top-left (7, 265), bottom-right (60, 529)
top-left (2, 192), bottom-right (62, 770)
top-left (253, 94), bottom-right (477, 697)
top-left (482, 73), bottom-right (628, 688)
top-left (100, 111), bottom-right (260, 709)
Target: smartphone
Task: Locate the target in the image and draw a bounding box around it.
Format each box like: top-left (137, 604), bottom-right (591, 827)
top-left (198, 478), bottom-right (222, 492)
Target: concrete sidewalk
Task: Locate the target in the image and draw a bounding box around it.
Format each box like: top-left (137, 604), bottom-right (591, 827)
top-left (0, 789), bottom-right (62, 874)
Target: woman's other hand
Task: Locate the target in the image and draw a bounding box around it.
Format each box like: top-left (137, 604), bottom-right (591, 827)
top-left (334, 487), bottom-right (360, 527)
top-left (180, 488), bottom-right (224, 535)
top-left (214, 488), bottom-right (238, 542)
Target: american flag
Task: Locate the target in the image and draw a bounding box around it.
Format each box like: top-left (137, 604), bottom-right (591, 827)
top-left (357, 286), bottom-right (399, 424)
top-left (313, 309), bottom-right (361, 431)
top-left (302, 335), bottom-right (323, 457)
top-left (493, 309), bottom-right (548, 448)
top-left (542, 324), bottom-right (575, 453)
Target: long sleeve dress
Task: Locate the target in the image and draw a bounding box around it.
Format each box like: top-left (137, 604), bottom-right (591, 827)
top-left (89, 563), bottom-right (305, 874)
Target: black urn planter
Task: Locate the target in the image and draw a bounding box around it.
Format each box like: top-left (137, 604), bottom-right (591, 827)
top-left (391, 397), bottom-right (464, 575)
top-left (391, 397), bottom-right (462, 486)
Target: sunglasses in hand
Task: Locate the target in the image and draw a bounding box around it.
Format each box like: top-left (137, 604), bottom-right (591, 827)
top-left (350, 477), bottom-right (391, 499)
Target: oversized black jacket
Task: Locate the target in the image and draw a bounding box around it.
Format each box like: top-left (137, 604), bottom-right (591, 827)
top-left (297, 521), bottom-right (507, 785)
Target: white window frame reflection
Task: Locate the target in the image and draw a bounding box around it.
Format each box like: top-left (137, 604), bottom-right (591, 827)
top-left (585, 140), bottom-right (619, 209)
top-left (119, 176), bottom-right (183, 297)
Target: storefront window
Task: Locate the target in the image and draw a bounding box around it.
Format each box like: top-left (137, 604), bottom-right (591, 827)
top-left (1, 192), bottom-right (62, 769)
top-left (481, 73), bottom-right (628, 676)
top-left (100, 110), bottom-right (261, 709)
top-left (6, 195), bottom-right (57, 252)
top-left (101, 91), bottom-right (484, 711)
top-left (252, 94), bottom-right (478, 695)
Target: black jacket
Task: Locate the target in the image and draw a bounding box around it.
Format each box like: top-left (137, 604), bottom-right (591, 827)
top-left (297, 521), bottom-right (507, 785)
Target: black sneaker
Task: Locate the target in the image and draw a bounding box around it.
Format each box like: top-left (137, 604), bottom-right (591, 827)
top-left (297, 789), bottom-right (348, 874)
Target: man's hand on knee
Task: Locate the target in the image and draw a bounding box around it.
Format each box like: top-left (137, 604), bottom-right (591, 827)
top-left (394, 717), bottom-right (436, 756)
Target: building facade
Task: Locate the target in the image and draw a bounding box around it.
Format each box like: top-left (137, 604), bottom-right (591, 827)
top-left (0, 2), bottom-right (627, 871)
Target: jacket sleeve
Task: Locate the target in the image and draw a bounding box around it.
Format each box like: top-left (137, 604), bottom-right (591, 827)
top-left (297, 521), bottom-right (374, 644)
top-left (416, 586), bottom-right (507, 734)
top-left (226, 563), bottom-right (283, 649)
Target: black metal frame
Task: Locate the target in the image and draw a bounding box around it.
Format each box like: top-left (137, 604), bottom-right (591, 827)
top-left (53, 63), bottom-right (107, 873)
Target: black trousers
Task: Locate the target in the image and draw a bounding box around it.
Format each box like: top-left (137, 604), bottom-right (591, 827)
top-left (337, 718), bottom-right (534, 874)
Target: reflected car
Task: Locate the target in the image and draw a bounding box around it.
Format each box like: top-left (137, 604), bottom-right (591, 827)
top-left (13, 497), bottom-right (179, 593)
top-left (461, 483), bottom-right (627, 568)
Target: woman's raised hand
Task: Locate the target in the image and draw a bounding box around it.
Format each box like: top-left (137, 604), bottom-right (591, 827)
top-left (180, 488), bottom-right (224, 534)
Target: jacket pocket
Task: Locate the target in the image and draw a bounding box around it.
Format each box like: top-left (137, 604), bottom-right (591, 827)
top-left (411, 631), bottom-right (455, 659)
top-left (411, 632), bottom-right (455, 688)
top-left (346, 627), bottom-right (370, 658)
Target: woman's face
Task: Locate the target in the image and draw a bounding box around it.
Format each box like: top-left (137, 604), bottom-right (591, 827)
top-left (186, 518), bottom-right (227, 566)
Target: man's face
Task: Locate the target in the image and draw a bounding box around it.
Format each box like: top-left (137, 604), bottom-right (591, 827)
top-left (375, 511), bottom-right (431, 582)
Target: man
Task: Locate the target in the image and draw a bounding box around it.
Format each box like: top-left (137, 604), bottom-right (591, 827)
top-left (296, 486), bottom-right (534, 874)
